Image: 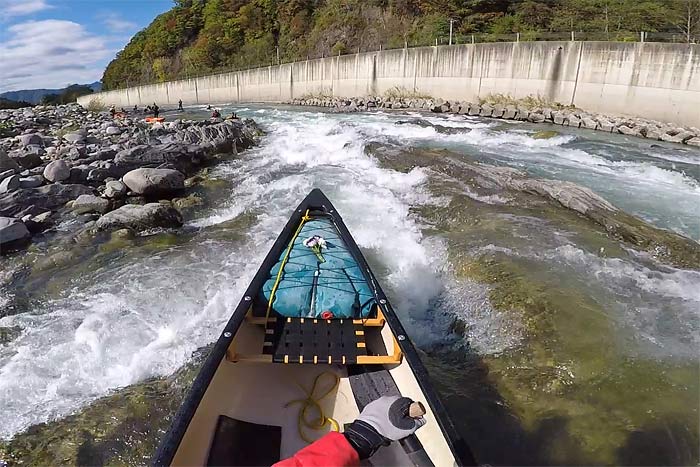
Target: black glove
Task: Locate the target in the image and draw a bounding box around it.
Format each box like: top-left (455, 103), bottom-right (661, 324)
top-left (343, 396), bottom-right (426, 459)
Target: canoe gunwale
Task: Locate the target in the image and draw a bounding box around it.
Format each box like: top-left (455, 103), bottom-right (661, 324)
top-left (152, 188), bottom-right (476, 466)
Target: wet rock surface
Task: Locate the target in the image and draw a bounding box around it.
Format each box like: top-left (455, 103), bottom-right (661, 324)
top-left (0, 104), bottom-right (260, 252)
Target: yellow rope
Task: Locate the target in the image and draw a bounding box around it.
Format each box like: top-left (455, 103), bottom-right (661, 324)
top-left (265, 209), bottom-right (311, 323)
top-left (285, 372), bottom-right (340, 443)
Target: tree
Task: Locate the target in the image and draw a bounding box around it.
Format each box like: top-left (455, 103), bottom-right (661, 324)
top-left (672, 0), bottom-right (700, 42)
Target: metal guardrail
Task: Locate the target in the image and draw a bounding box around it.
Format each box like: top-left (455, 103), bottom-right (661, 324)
top-left (111, 33), bottom-right (699, 91)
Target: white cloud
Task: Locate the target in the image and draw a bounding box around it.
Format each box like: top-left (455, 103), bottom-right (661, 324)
top-left (0, 0), bottom-right (51, 19)
top-left (100, 12), bottom-right (137, 33)
top-left (0, 20), bottom-right (113, 92)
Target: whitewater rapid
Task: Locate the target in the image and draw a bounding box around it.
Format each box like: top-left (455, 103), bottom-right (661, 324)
top-left (1, 105), bottom-right (698, 441)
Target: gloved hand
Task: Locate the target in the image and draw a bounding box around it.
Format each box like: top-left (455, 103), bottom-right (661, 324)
top-left (343, 396), bottom-right (427, 459)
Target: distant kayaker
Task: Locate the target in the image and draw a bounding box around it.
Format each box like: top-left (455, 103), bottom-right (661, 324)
top-left (227, 111), bottom-right (239, 120)
top-left (207, 104), bottom-right (212, 110)
top-left (178, 99), bottom-right (183, 111)
top-left (274, 396), bottom-right (425, 467)
top-left (152, 103), bottom-right (160, 118)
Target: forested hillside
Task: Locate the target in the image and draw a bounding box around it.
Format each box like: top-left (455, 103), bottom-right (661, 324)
top-left (102, 0), bottom-right (699, 90)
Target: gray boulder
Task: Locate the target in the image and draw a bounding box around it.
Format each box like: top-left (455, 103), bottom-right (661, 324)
top-left (43, 160), bottom-right (71, 182)
top-left (686, 137), bottom-right (700, 147)
top-left (0, 150), bottom-right (20, 172)
top-left (104, 180), bottom-right (127, 198)
top-left (19, 175), bottom-right (43, 189)
top-left (0, 175), bottom-right (20, 194)
top-left (0, 217), bottom-right (30, 247)
top-left (63, 132), bottom-right (86, 144)
top-left (72, 194), bottom-right (110, 214)
top-left (0, 169), bottom-right (15, 183)
top-left (105, 126), bottom-right (122, 135)
top-left (10, 150), bottom-right (43, 169)
top-left (123, 168), bottom-right (185, 196)
top-left (0, 183), bottom-right (92, 217)
top-left (94, 203), bottom-right (183, 232)
top-left (20, 133), bottom-right (43, 147)
top-left (618, 125), bottom-right (642, 137)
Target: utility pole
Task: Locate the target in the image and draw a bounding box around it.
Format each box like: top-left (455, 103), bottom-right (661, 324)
top-left (449, 18), bottom-right (454, 46)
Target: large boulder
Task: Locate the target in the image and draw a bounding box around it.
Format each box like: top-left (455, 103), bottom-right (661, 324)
top-left (0, 217), bottom-right (30, 248)
top-left (0, 175), bottom-right (20, 194)
top-left (123, 168), bottom-right (185, 196)
top-left (20, 133), bottom-right (43, 147)
top-left (0, 183), bottom-right (92, 217)
top-left (43, 160), bottom-right (71, 182)
top-left (0, 150), bottom-right (20, 172)
top-left (19, 175), bottom-right (44, 189)
top-left (114, 143), bottom-right (204, 175)
top-left (94, 203), bottom-right (183, 232)
top-left (10, 149), bottom-right (43, 169)
top-left (71, 194), bottom-right (110, 214)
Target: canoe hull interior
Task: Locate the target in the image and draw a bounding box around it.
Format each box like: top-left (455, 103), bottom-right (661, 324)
top-left (155, 189), bottom-right (475, 466)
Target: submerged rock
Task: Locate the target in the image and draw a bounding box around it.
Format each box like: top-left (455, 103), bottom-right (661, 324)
top-left (94, 203), bottom-right (183, 232)
top-left (532, 130), bottom-right (559, 139)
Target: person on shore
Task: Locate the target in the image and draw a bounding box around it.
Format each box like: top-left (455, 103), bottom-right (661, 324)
top-left (178, 99), bottom-right (184, 111)
top-left (133, 105), bottom-right (138, 112)
top-left (109, 105), bottom-right (116, 117)
top-left (153, 103), bottom-right (160, 118)
top-left (211, 108), bottom-right (221, 118)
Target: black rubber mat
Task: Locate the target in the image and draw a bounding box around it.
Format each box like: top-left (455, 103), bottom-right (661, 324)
top-left (206, 416), bottom-right (282, 466)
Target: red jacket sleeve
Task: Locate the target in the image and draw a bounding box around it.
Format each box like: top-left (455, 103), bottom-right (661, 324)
top-left (273, 432), bottom-right (359, 467)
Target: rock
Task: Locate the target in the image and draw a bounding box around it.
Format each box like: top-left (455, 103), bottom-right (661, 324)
top-left (114, 144), bottom-right (204, 175)
top-left (0, 175), bottom-right (20, 194)
top-left (491, 106), bottom-right (505, 118)
top-left (10, 149), bottom-right (43, 169)
top-left (43, 160), bottom-right (71, 182)
top-left (0, 217), bottom-right (30, 248)
top-left (71, 194), bottom-right (110, 214)
top-left (532, 130), bottom-right (560, 140)
top-left (104, 180), bottom-right (128, 198)
top-left (527, 112), bottom-right (546, 123)
top-left (0, 183), bottom-right (92, 217)
top-left (20, 133), bottom-right (43, 147)
top-left (686, 137), bottom-right (700, 147)
top-left (618, 125), bottom-right (642, 137)
top-left (23, 211), bottom-right (53, 234)
top-left (123, 168), bottom-right (185, 196)
top-left (0, 169), bottom-right (14, 183)
top-left (468, 105), bottom-right (481, 116)
top-left (479, 105), bottom-right (493, 117)
top-left (19, 175), bottom-right (43, 188)
top-left (0, 150), bottom-right (20, 172)
top-left (503, 107), bottom-right (517, 119)
top-left (94, 203), bottom-right (183, 232)
top-left (581, 117), bottom-right (599, 130)
top-left (660, 130), bottom-right (694, 144)
top-left (105, 126), bottom-right (122, 135)
top-left (86, 168), bottom-right (111, 183)
top-left (63, 132), bottom-right (85, 144)
top-left (515, 109), bottom-right (530, 121)
top-left (552, 113), bottom-right (566, 125)
top-left (566, 116), bottom-right (582, 128)
top-left (172, 194), bottom-right (204, 210)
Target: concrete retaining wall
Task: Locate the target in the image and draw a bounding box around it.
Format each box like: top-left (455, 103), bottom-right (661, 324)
top-left (79, 42), bottom-right (700, 127)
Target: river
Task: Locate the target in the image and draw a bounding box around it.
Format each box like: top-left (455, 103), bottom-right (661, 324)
top-left (1, 105), bottom-right (698, 465)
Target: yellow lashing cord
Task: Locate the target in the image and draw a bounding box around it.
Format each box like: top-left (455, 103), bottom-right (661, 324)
top-left (265, 209), bottom-right (311, 324)
top-left (286, 372), bottom-right (341, 443)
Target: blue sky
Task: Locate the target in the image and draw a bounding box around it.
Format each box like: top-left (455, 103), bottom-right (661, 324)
top-left (0, 0), bottom-right (173, 92)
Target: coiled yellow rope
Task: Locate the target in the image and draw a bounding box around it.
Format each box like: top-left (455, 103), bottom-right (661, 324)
top-left (285, 371), bottom-right (341, 443)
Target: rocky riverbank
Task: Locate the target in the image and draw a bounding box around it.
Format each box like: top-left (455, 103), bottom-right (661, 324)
top-left (0, 105), bottom-right (261, 254)
top-left (288, 96), bottom-right (700, 147)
